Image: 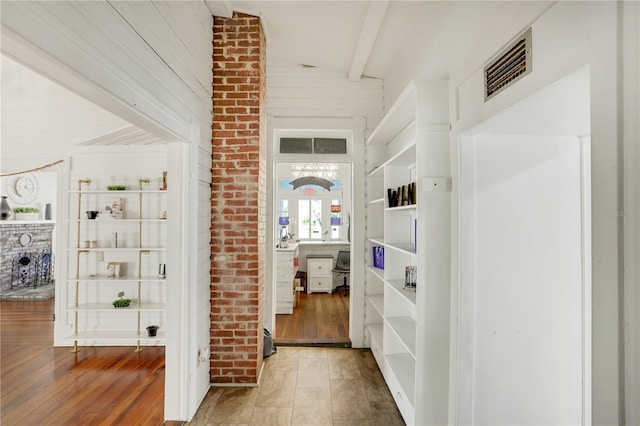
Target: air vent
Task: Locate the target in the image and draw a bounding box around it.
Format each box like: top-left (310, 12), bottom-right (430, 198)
top-left (484, 28), bottom-right (532, 101)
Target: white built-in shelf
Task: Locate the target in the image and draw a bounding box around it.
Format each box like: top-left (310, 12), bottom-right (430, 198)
top-left (367, 81), bottom-right (417, 146)
top-left (69, 303), bottom-right (166, 311)
top-left (71, 219), bottom-right (168, 223)
top-left (367, 165), bottom-right (385, 178)
top-left (385, 353), bottom-right (416, 404)
top-left (367, 266), bottom-right (385, 282)
top-left (384, 242), bottom-right (416, 256)
top-left (66, 330), bottom-right (166, 342)
top-left (382, 143), bottom-right (417, 168)
top-left (69, 190), bottom-right (167, 194)
top-left (368, 198), bottom-right (385, 205)
top-left (368, 294), bottom-right (384, 316)
top-left (386, 279), bottom-right (417, 305)
top-left (385, 205), bottom-right (416, 212)
top-left (68, 247), bottom-right (166, 252)
top-left (67, 275), bottom-right (166, 282)
top-left (367, 323), bottom-right (384, 348)
top-left (368, 237), bottom-right (385, 247)
top-left (386, 317), bottom-right (417, 358)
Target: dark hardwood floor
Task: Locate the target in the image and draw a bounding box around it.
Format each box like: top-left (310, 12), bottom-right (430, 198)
top-left (275, 292), bottom-right (350, 345)
top-left (0, 300), bottom-right (165, 425)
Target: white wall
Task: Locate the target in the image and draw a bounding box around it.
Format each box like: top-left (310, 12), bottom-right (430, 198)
top-left (447, 2), bottom-right (629, 423)
top-left (458, 134), bottom-right (589, 425)
top-left (1, 2), bottom-right (213, 421)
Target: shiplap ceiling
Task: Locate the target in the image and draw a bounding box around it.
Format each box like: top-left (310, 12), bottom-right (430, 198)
top-left (1, 0), bottom-right (553, 151)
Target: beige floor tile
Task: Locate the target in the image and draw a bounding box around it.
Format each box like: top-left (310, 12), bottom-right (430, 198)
top-left (328, 350), bottom-right (361, 380)
top-left (330, 379), bottom-right (373, 421)
top-left (370, 401), bottom-right (405, 426)
top-left (358, 365), bottom-right (394, 403)
top-left (249, 406), bottom-right (293, 425)
top-left (206, 386), bottom-right (260, 425)
top-left (298, 347), bottom-right (328, 359)
top-left (255, 369), bottom-right (297, 407)
top-left (297, 357), bottom-right (330, 388)
top-left (190, 387), bottom-right (225, 425)
top-left (265, 347), bottom-right (300, 372)
top-left (190, 349), bottom-right (404, 426)
top-left (291, 388), bottom-right (333, 425)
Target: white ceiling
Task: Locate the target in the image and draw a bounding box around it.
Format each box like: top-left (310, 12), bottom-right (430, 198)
top-left (1, 0), bottom-right (554, 157)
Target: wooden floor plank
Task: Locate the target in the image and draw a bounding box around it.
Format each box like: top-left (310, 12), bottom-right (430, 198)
top-left (275, 292), bottom-right (350, 345)
top-left (0, 300), bottom-right (165, 425)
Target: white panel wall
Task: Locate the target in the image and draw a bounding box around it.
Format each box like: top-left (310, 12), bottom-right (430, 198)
top-left (459, 135), bottom-right (587, 425)
top-left (449, 2), bottom-right (625, 423)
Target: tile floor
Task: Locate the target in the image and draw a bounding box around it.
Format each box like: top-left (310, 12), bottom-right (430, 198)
top-left (189, 347), bottom-right (405, 426)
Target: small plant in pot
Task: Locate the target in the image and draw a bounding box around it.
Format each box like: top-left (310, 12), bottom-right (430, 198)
top-left (112, 291), bottom-right (131, 308)
top-left (14, 207), bottom-right (40, 221)
top-left (107, 185), bottom-right (127, 191)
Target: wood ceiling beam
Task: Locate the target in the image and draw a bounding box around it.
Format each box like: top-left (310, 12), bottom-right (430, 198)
top-left (348, 0), bottom-right (389, 82)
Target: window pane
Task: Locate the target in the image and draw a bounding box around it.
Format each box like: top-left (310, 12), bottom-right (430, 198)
top-left (313, 138), bottom-right (347, 154)
top-left (331, 199), bottom-right (341, 239)
top-left (280, 138), bottom-right (313, 154)
top-left (298, 200), bottom-right (310, 239)
top-left (310, 199), bottom-right (323, 239)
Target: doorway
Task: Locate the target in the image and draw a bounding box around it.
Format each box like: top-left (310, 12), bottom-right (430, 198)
top-left (273, 162), bottom-right (352, 346)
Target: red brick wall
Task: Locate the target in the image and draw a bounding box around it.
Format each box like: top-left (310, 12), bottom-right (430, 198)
top-left (211, 12), bottom-right (266, 384)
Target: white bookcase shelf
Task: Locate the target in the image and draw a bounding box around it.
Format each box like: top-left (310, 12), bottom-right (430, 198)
top-left (363, 80), bottom-right (450, 425)
top-left (65, 177), bottom-right (167, 353)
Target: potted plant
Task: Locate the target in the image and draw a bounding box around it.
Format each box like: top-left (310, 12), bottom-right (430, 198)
top-left (112, 291), bottom-right (132, 308)
top-left (14, 207), bottom-right (40, 221)
top-left (107, 185), bottom-right (127, 191)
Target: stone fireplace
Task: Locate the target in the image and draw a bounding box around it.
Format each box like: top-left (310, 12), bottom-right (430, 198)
top-left (0, 222), bottom-right (55, 291)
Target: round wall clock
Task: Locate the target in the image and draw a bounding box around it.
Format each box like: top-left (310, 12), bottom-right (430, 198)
top-left (6, 174), bottom-right (38, 205)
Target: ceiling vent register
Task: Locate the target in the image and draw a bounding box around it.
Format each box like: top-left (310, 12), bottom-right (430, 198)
top-left (484, 28), bottom-right (532, 101)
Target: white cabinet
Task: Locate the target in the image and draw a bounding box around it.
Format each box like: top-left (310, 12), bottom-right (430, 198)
top-left (65, 178), bottom-right (167, 352)
top-left (306, 255), bottom-right (333, 293)
top-left (275, 243), bottom-right (299, 314)
top-left (364, 80), bottom-right (450, 425)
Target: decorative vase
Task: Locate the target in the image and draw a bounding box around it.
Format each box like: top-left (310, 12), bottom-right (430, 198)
top-left (45, 203), bottom-right (52, 220)
top-left (0, 196), bottom-right (12, 220)
top-left (146, 325), bottom-right (159, 337)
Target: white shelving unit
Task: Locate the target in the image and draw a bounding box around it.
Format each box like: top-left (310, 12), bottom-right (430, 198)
top-left (65, 178), bottom-right (167, 352)
top-left (363, 80), bottom-right (450, 425)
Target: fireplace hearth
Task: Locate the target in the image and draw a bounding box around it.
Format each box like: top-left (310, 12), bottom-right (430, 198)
top-left (11, 250), bottom-right (55, 288)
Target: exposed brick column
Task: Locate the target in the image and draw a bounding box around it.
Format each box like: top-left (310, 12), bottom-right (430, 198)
top-left (211, 12), bottom-right (266, 384)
